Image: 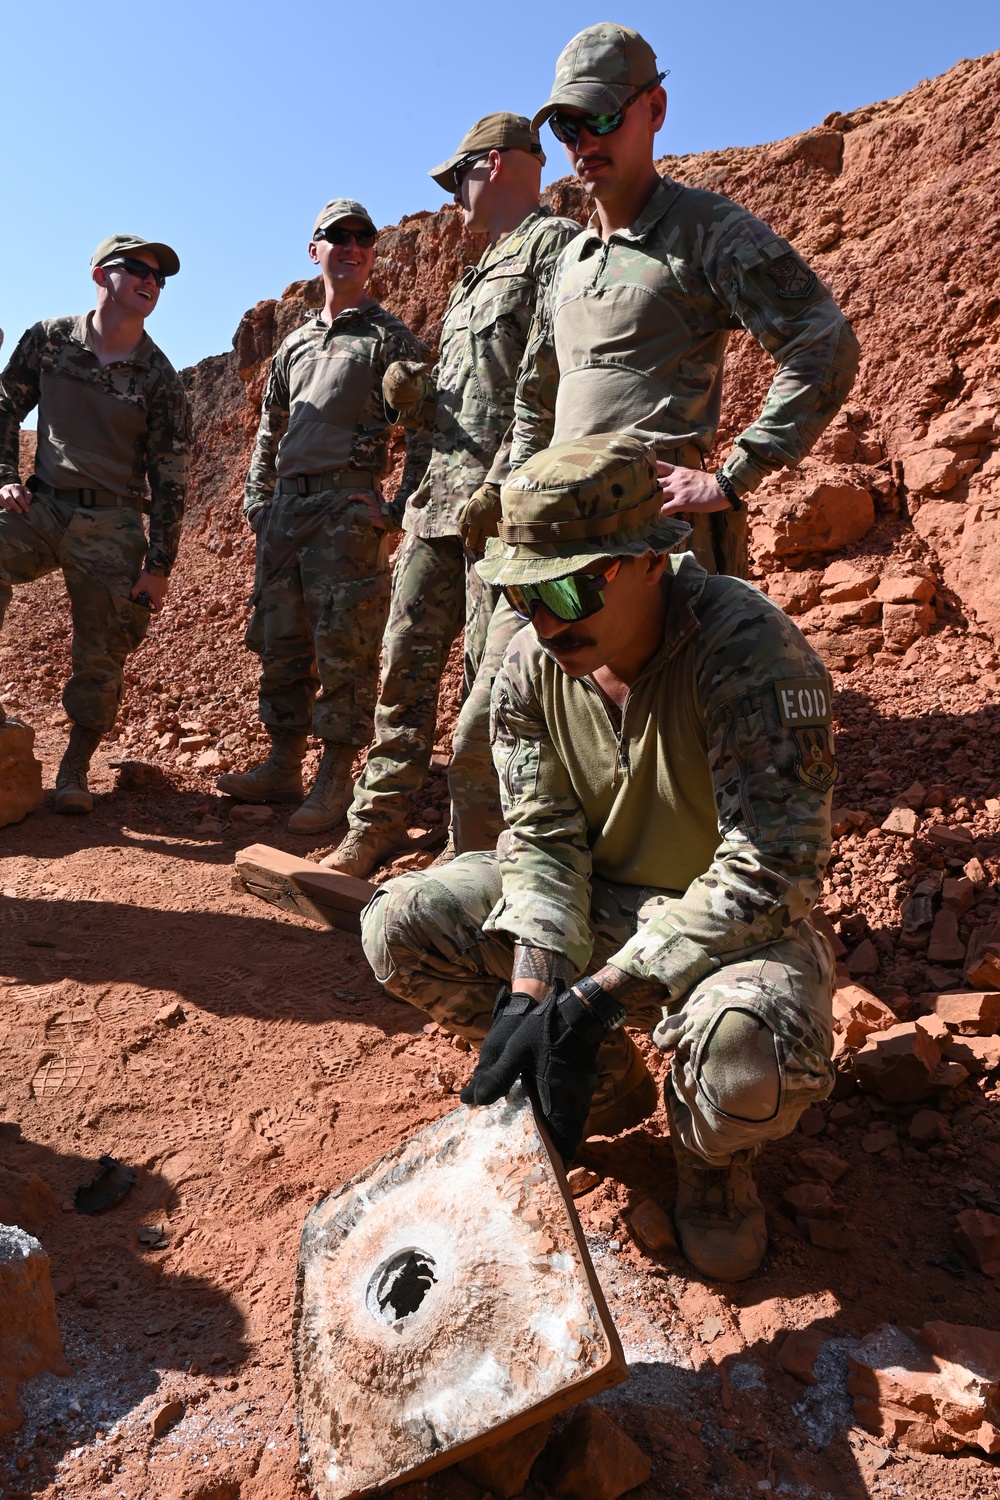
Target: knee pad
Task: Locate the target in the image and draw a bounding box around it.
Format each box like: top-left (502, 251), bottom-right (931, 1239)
top-left (698, 1008), bottom-right (780, 1122)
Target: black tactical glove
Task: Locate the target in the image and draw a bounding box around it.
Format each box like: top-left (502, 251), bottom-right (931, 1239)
top-left (461, 986), bottom-right (605, 1165)
top-left (463, 985), bottom-right (537, 1090)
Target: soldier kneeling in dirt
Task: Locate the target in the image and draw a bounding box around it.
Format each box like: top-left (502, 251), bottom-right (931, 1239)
top-left (360, 433), bottom-right (838, 1282)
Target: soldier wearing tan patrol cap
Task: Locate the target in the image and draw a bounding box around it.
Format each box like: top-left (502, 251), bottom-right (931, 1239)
top-left (489, 22), bottom-right (859, 579)
top-left (0, 233), bottom-right (189, 813)
top-left (323, 114), bottom-right (580, 877)
top-left (362, 432), bottom-right (837, 1283)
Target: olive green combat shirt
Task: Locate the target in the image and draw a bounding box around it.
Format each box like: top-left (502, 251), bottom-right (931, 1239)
top-left (244, 299), bottom-right (432, 524)
top-left (0, 314), bottom-right (190, 575)
top-left (394, 209), bottom-right (580, 538)
top-left (486, 554), bottom-right (836, 995)
top-left (496, 177), bottom-right (860, 496)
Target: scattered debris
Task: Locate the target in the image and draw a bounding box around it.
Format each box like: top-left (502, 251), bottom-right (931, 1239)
top-left (150, 1398), bottom-right (184, 1438)
top-left (542, 1404), bottom-right (652, 1500)
top-left (74, 1156), bottom-right (136, 1216)
top-left (848, 1321), bottom-right (1000, 1454)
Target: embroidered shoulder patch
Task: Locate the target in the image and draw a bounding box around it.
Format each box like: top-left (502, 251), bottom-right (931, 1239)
top-left (775, 679), bottom-right (831, 727)
top-left (766, 252), bottom-right (817, 299)
top-left (794, 727), bottom-right (839, 793)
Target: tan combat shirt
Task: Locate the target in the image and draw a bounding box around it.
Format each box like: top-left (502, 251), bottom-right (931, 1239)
top-left (244, 299), bottom-right (432, 522)
top-left (0, 314), bottom-right (190, 574)
top-left (497, 176), bottom-right (860, 496)
top-left (396, 209), bottom-right (580, 539)
top-left (486, 555), bottom-right (835, 997)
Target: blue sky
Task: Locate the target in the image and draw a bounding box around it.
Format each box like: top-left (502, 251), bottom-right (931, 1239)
top-left (2, 1), bottom-right (996, 384)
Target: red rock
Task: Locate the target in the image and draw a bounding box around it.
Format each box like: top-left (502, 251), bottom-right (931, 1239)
top-left (875, 575), bottom-right (936, 605)
top-left (811, 907), bottom-right (846, 957)
top-left (459, 1418), bottom-right (552, 1497)
top-left (926, 909), bottom-right (967, 964)
top-left (861, 1128), bottom-right (897, 1155)
top-left (847, 939), bottom-right (879, 977)
top-left (544, 1404), bottom-right (652, 1500)
top-left (754, 469), bottom-right (876, 562)
top-left (778, 1327), bottom-right (825, 1384)
top-left (566, 1167), bottom-right (601, 1198)
top-left (967, 952), bottom-right (1000, 990)
top-left (150, 1398), bottom-right (183, 1438)
top-left (932, 1059), bottom-right (970, 1089)
top-left (228, 804), bottom-right (275, 824)
top-left (945, 1035), bottom-right (1000, 1076)
top-left (0, 719), bottom-right (43, 829)
top-left (798, 1106), bottom-right (826, 1137)
top-left (155, 1002), bottom-right (185, 1027)
top-left (942, 877), bottom-right (975, 916)
top-left (762, 570), bottom-right (822, 616)
top-left (805, 1218), bottom-right (858, 1251)
top-left (964, 858), bottom-right (988, 888)
top-left (931, 991), bottom-right (1000, 1034)
top-left (782, 1182), bottom-right (834, 1217)
top-left (0, 1226), bottom-right (69, 1438)
top-left (853, 1020), bottom-right (946, 1104)
top-left (909, 1110), bottom-right (948, 1144)
top-left (881, 806), bottom-right (921, 837)
top-left (848, 1320), bottom-right (1000, 1455)
top-left (926, 405), bottom-right (996, 447)
top-left (628, 1200), bottom-right (678, 1254)
top-left (954, 1210), bottom-right (1000, 1277)
top-left (926, 824), bottom-right (975, 853)
top-left (882, 601), bottom-right (936, 652)
top-left (795, 1147), bottom-right (850, 1185)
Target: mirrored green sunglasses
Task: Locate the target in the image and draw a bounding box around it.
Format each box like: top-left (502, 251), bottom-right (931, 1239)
top-left (502, 562), bottom-right (619, 623)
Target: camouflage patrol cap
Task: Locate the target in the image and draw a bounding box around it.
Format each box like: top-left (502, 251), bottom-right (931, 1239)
top-left (476, 433), bottom-right (690, 587)
top-left (531, 23), bottom-right (660, 130)
top-left (430, 112), bottom-right (546, 194)
top-left (313, 199), bottom-right (378, 237)
top-left (91, 234), bottom-right (180, 277)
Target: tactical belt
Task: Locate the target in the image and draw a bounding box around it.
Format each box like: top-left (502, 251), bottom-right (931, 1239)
top-left (275, 469), bottom-right (378, 496)
top-left (28, 477), bottom-right (141, 510)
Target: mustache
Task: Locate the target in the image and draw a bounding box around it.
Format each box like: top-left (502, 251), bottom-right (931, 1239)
top-left (537, 631), bottom-right (596, 655)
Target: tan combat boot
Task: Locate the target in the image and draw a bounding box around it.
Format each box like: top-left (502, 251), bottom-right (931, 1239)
top-left (320, 824), bottom-right (406, 878)
top-left (584, 1032), bottom-right (658, 1138)
top-left (54, 725), bottom-right (102, 815)
top-left (671, 1131), bottom-right (767, 1281)
top-left (288, 743), bottom-right (356, 834)
top-left (216, 730), bottom-right (307, 803)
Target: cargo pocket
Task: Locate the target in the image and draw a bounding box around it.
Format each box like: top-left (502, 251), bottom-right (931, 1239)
top-left (109, 590), bottom-right (152, 653)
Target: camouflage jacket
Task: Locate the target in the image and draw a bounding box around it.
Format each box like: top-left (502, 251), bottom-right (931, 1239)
top-left (484, 554), bottom-right (835, 995)
top-left (397, 209), bottom-right (580, 538)
top-left (496, 176), bottom-right (859, 496)
top-left (0, 313), bottom-right (190, 575)
top-left (244, 299), bottom-right (432, 524)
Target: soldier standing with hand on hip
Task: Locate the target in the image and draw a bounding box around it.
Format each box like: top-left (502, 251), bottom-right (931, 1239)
top-left (0, 234), bottom-right (189, 813)
top-left (323, 115), bottom-right (579, 877)
top-left (217, 200), bottom-right (432, 834)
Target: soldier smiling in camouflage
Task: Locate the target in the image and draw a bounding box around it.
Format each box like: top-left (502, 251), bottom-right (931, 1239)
top-left (362, 434), bottom-right (838, 1283)
top-left (217, 200), bottom-right (431, 833)
top-left (0, 234), bottom-right (189, 813)
top-left (498, 22), bottom-right (860, 579)
top-left (323, 115), bottom-right (579, 877)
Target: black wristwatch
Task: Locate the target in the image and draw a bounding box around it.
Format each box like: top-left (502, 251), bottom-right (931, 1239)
top-left (570, 975), bottom-right (627, 1033)
top-left (715, 468), bottom-right (743, 512)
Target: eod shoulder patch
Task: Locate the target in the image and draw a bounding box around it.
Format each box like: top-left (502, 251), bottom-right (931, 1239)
top-left (774, 678), bottom-right (838, 793)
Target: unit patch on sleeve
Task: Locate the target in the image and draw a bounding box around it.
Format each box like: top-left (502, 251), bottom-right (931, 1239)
top-left (766, 252), bottom-right (817, 299)
top-left (774, 679), bottom-right (831, 727)
top-left (793, 726), bottom-right (839, 793)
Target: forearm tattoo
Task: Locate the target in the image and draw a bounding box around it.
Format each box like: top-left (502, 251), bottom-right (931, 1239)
top-left (512, 944), bottom-right (575, 991)
top-left (589, 962), bottom-right (666, 1008)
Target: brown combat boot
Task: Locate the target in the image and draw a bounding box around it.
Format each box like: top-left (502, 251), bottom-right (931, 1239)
top-left (54, 725), bottom-right (102, 815)
top-left (671, 1132), bottom-right (767, 1281)
top-left (583, 1032), bottom-right (658, 1139)
top-left (320, 824), bottom-right (406, 878)
top-left (288, 743), bottom-right (357, 834)
top-left (216, 730), bottom-right (307, 803)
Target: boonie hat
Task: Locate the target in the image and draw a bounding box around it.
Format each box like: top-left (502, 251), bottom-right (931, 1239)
top-left (313, 199), bottom-right (378, 237)
top-left (531, 22), bottom-right (660, 131)
top-left (430, 112), bottom-right (546, 193)
top-left (91, 233), bottom-right (180, 277)
top-left (476, 433), bottom-right (690, 588)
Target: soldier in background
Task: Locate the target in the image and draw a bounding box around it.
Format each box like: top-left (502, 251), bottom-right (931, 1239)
top-left (217, 200), bottom-right (431, 833)
top-left (323, 115), bottom-right (579, 877)
top-left (0, 235), bottom-right (189, 813)
top-left (361, 434), bottom-right (837, 1283)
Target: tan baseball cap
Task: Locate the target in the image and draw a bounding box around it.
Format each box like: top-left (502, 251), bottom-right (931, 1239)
top-left (430, 112), bottom-right (546, 193)
top-left (91, 234), bottom-right (180, 277)
top-left (531, 23), bottom-right (661, 131)
top-left (313, 199), bottom-right (378, 237)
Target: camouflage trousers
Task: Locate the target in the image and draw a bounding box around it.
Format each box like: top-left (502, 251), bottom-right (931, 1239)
top-left (0, 495), bottom-right (150, 733)
top-left (246, 487), bottom-right (391, 745)
top-left (347, 531), bottom-right (497, 837)
top-left (361, 853), bottom-right (834, 1165)
top-left (449, 595), bottom-right (521, 853)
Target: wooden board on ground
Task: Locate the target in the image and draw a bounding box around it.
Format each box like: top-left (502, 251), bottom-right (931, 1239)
top-left (234, 844), bottom-right (376, 933)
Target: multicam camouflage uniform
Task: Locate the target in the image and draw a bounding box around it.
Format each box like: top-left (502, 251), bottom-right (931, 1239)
top-left (492, 176), bottom-right (860, 577)
top-left (0, 314), bottom-right (189, 731)
top-left (363, 435), bottom-right (837, 1165)
top-left (243, 304), bottom-right (431, 744)
top-left (346, 208), bottom-right (580, 843)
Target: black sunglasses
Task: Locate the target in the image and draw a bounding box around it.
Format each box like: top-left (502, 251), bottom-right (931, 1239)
top-left (315, 225), bottom-right (378, 249)
top-left (549, 73), bottom-right (666, 147)
top-left (100, 257), bottom-right (166, 288)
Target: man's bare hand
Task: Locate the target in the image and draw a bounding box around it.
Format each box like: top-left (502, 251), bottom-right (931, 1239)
top-left (0, 483), bottom-right (32, 514)
top-left (131, 571), bottom-right (169, 611)
top-left (657, 462), bottom-right (734, 515)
